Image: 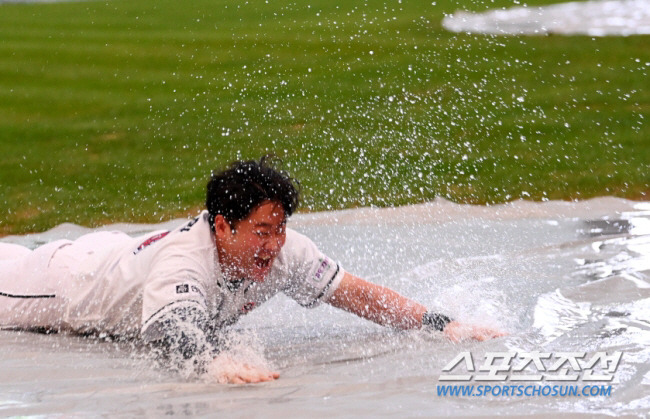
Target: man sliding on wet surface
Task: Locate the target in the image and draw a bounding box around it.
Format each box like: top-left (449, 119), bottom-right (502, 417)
top-left (0, 157), bottom-right (504, 384)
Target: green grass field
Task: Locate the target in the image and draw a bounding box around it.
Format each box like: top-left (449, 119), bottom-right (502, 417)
top-left (1, 0), bottom-right (648, 234)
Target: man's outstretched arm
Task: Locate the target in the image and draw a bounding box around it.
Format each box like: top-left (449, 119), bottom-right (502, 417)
top-left (326, 272), bottom-right (506, 341)
top-left (326, 272), bottom-right (428, 329)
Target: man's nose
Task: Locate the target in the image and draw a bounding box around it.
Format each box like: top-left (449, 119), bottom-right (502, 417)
top-left (264, 234), bottom-right (283, 253)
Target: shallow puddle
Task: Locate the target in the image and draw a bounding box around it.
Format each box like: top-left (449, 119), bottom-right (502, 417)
top-left (1, 197), bottom-right (649, 416)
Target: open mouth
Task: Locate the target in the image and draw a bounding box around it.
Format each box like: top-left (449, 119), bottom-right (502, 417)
top-left (254, 256), bottom-right (272, 269)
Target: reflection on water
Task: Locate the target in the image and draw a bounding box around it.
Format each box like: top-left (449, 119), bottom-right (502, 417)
top-left (443, 0), bottom-right (650, 36)
top-left (1, 198), bottom-right (649, 417)
top-left (580, 219), bottom-right (632, 237)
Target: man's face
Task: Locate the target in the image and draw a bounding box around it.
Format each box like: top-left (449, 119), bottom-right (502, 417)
top-left (214, 200), bottom-right (287, 282)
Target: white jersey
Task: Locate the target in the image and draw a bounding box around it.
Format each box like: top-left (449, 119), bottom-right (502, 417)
top-left (0, 211), bottom-right (345, 338)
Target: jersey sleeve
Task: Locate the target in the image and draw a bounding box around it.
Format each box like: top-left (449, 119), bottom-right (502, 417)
top-left (277, 229), bottom-right (345, 308)
top-left (140, 254), bottom-right (218, 377)
top-left (141, 300), bottom-right (219, 377)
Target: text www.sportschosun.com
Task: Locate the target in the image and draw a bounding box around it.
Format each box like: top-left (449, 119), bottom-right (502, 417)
top-left (437, 384), bottom-right (612, 397)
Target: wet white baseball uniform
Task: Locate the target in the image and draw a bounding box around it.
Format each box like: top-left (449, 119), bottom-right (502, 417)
top-left (0, 211), bottom-right (345, 342)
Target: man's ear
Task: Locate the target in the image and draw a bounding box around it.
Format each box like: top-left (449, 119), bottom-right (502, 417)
top-left (213, 215), bottom-right (233, 239)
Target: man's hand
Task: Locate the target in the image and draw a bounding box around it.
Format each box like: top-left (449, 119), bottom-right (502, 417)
top-left (326, 273), bottom-right (506, 343)
top-left (442, 321), bottom-right (506, 343)
top-left (205, 353), bottom-right (279, 384)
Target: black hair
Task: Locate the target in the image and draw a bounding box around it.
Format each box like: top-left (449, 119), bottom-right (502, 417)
top-left (206, 156), bottom-right (300, 231)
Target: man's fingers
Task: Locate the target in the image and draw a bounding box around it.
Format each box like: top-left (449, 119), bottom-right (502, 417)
top-left (227, 369), bottom-right (280, 384)
top-left (478, 328), bottom-right (508, 340)
top-left (230, 376), bottom-right (246, 384)
top-left (206, 352), bottom-right (281, 384)
top-left (262, 371), bottom-right (280, 381)
top-left (235, 371), bottom-right (278, 383)
top-left (443, 323), bottom-right (506, 342)
top-left (252, 370), bottom-right (280, 382)
top-left (236, 366), bottom-right (262, 383)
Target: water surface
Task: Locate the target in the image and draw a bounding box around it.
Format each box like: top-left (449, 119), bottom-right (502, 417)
top-left (1, 197), bottom-right (649, 417)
